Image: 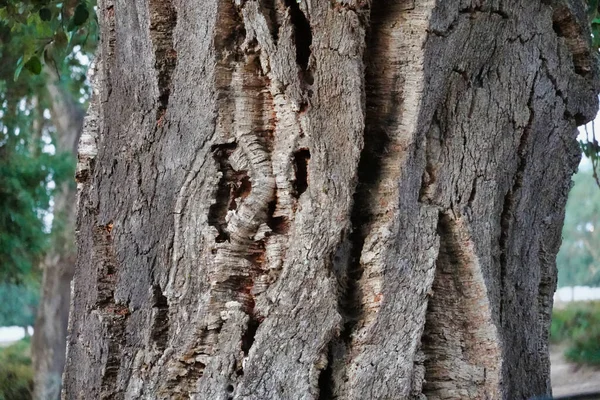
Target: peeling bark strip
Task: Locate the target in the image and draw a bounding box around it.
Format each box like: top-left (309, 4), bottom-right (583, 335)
top-left (65, 0), bottom-right (598, 399)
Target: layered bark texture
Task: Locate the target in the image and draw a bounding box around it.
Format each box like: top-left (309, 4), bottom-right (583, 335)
top-left (64, 0), bottom-right (599, 399)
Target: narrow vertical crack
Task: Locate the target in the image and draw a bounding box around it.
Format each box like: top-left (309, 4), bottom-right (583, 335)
top-left (292, 148), bottom-right (310, 198)
top-left (284, 0), bottom-right (313, 83)
top-left (148, 0), bottom-right (178, 120)
top-left (241, 316), bottom-right (261, 358)
top-left (317, 343), bottom-right (334, 400)
top-left (267, 199), bottom-right (289, 234)
top-left (150, 284), bottom-right (169, 351)
top-left (498, 76), bottom-right (535, 325)
top-left (93, 222), bottom-right (130, 399)
top-left (326, 1), bottom-right (405, 395)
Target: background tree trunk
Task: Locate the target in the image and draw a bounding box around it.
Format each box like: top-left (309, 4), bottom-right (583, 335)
top-left (64, 0), bottom-right (599, 399)
top-left (33, 78), bottom-right (84, 400)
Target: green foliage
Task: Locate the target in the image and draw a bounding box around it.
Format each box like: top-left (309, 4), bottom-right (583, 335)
top-left (0, 0), bottom-right (95, 340)
top-left (0, 0), bottom-right (97, 80)
top-left (565, 323), bottom-right (600, 365)
top-left (0, 144), bottom-right (74, 281)
top-left (0, 338), bottom-right (33, 400)
top-left (0, 83), bottom-right (76, 281)
top-left (557, 167), bottom-right (600, 287)
top-left (551, 302), bottom-right (600, 365)
top-left (0, 0), bottom-right (89, 283)
top-left (585, 1), bottom-right (600, 185)
top-left (0, 282), bottom-right (40, 327)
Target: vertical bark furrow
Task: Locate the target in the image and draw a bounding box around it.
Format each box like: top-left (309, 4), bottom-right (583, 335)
top-left (283, 0), bottom-right (313, 86)
top-left (148, 0), bottom-right (178, 119)
top-left (339, 2), bottom-right (437, 398)
top-left (292, 148), bottom-right (310, 198)
top-left (421, 214), bottom-right (501, 399)
top-left (231, 1), bottom-right (370, 398)
top-left (93, 223), bottom-right (131, 399)
top-left (150, 284), bottom-right (169, 352)
top-left (99, 0), bottom-right (116, 66)
top-left (497, 73), bottom-right (536, 325)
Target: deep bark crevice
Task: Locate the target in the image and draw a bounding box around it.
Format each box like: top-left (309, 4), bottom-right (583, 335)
top-left (421, 213), bottom-right (501, 399)
top-left (241, 316), bottom-right (261, 358)
top-left (208, 142), bottom-right (248, 243)
top-left (329, 1), bottom-right (404, 393)
top-left (292, 148), bottom-right (310, 198)
top-left (148, 0), bottom-right (178, 119)
top-left (150, 284), bottom-right (169, 351)
top-left (267, 199), bottom-right (289, 234)
top-left (551, 4), bottom-right (593, 77)
top-left (93, 223), bottom-right (131, 398)
top-left (419, 113), bottom-right (443, 204)
top-left (498, 75), bottom-right (536, 324)
top-left (284, 0), bottom-right (313, 84)
top-left (317, 342), bottom-right (335, 400)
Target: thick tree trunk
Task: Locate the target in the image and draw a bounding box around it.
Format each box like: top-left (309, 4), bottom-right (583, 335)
top-left (64, 0), bottom-right (598, 399)
top-left (33, 79), bottom-right (84, 400)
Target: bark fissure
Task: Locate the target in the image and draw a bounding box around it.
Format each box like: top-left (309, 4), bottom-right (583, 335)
top-left (323, 2), bottom-right (398, 389)
top-left (420, 113), bottom-right (443, 204)
top-left (166, 3), bottom-right (286, 394)
top-left (284, 0), bottom-right (313, 83)
top-left (421, 213), bottom-right (501, 399)
top-left (93, 223), bottom-right (131, 399)
top-left (149, 0), bottom-right (178, 119)
top-left (292, 148), bottom-right (310, 198)
top-left (208, 142), bottom-right (245, 243)
top-left (150, 284), bottom-right (169, 352)
top-left (498, 74), bottom-right (536, 325)
top-left (317, 342), bottom-right (335, 400)
top-left (551, 3), bottom-right (593, 77)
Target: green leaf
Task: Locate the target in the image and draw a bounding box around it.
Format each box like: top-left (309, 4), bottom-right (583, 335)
top-left (24, 56), bottom-right (42, 75)
top-left (67, 18), bottom-right (77, 32)
top-left (73, 4), bottom-right (89, 26)
top-left (38, 7), bottom-right (51, 21)
top-left (13, 56), bottom-right (25, 81)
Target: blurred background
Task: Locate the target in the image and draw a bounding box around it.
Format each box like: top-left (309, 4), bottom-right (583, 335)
top-left (1, 1), bottom-right (600, 400)
top-left (0, 1), bottom-right (96, 399)
top-left (550, 123), bottom-right (600, 396)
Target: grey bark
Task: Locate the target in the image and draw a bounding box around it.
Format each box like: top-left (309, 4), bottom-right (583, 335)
top-left (33, 77), bottom-right (84, 400)
top-left (64, 0), bottom-right (599, 399)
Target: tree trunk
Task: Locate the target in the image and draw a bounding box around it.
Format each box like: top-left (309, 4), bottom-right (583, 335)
top-left (33, 78), bottom-right (84, 400)
top-left (63, 0), bottom-right (599, 399)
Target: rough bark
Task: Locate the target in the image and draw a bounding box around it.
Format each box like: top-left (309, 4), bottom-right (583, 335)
top-left (32, 78), bottom-right (84, 400)
top-left (64, 0), bottom-right (599, 399)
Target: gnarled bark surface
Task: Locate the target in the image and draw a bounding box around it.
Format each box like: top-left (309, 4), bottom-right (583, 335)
top-left (64, 0), bottom-right (599, 399)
